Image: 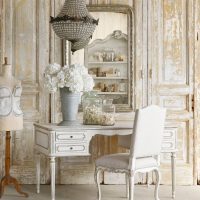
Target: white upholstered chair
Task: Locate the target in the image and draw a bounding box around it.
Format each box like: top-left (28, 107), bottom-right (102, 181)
top-left (95, 105), bottom-right (166, 200)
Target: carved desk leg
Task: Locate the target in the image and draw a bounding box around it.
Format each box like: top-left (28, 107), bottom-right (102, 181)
top-left (171, 152), bottom-right (176, 199)
top-left (36, 153), bottom-right (41, 194)
top-left (146, 172), bottom-right (150, 188)
top-left (126, 173), bottom-right (129, 198)
top-left (50, 157), bottom-right (56, 200)
top-left (0, 131), bottom-right (28, 198)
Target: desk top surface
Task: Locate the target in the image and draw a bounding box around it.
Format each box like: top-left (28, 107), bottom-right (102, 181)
top-left (34, 121), bottom-right (134, 132)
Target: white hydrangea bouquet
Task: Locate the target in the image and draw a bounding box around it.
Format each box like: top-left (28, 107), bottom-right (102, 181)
top-left (44, 63), bottom-right (94, 93)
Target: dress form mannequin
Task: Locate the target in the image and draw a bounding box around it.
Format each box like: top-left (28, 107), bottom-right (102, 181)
top-left (0, 58), bottom-right (23, 131)
top-left (0, 58), bottom-right (28, 198)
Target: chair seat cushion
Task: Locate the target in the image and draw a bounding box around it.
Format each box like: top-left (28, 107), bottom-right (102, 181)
top-left (96, 153), bottom-right (158, 170)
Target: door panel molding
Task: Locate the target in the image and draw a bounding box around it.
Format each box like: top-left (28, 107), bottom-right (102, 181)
top-left (148, 0), bottom-right (195, 184)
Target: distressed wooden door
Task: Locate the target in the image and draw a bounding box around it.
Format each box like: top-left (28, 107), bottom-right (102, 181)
top-left (148, 0), bottom-right (195, 185)
top-left (0, 0), bottom-right (50, 184)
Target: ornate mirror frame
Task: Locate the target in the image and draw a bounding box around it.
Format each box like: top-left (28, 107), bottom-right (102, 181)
top-left (64, 5), bottom-right (134, 112)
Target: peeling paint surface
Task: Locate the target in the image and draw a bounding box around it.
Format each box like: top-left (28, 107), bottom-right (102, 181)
top-left (163, 0), bottom-right (187, 84)
top-left (150, 0), bottom-right (195, 184)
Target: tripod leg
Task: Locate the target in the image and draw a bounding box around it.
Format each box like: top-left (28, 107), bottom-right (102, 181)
top-left (0, 131), bottom-right (28, 198)
top-left (10, 177), bottom-right (28, 197)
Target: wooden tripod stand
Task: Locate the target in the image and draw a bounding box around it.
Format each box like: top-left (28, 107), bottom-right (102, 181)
top-left (0, 131), bottom-right (28, 198)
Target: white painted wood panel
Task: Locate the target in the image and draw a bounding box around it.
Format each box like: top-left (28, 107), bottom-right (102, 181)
top-left (148, 0), bottom-right (195, 185)
top-left (0, 0), bottom-right (50, 184)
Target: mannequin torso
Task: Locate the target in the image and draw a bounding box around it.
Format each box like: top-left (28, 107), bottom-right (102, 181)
top-left (0, 58), bottom-right (28, 199)
top-left (0, 64), bottom-right (23, 131)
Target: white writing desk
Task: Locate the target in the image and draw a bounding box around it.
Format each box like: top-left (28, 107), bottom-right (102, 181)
top-left (34, 122), bottom-right (177, 200)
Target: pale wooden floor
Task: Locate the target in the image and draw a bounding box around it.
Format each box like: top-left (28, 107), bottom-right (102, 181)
top-left (1, 185), bottom-right (200, 200)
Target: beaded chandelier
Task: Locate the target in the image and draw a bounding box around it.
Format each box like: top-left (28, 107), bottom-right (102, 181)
top-left (50, 0), bottom-right (98, 52)
top-left (71, 37), bottom-right (91, 52)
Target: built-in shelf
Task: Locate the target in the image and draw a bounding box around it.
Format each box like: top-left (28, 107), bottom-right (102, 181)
top-left (85, 30), bottom-right (131, 110)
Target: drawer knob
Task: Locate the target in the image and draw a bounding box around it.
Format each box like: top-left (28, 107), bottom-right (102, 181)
top-left (70, 136), bottom-right (73, 138)
top-left (70, 147), bottom-right (73, 150)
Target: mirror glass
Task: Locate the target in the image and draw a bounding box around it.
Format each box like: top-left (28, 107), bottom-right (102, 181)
top-left (68, 5), bottom-right (134, 112)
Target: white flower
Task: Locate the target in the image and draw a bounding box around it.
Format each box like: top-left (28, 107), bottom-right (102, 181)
top-left (44, 63), bottom-right (94, 93)
top-left (82, 74), bottom-right (95, 92)
top-left (57, 70), bottom-right (65, 88)
top-left (44, 63), bottom-right (61, 75)
top-left (44, 74), bottom-right (58, 93)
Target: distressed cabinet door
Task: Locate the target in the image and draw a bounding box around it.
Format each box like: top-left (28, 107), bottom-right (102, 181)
top-left (148, 0), bottom-right (195, 185)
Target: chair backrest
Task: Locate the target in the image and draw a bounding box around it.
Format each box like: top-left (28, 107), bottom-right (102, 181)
top-left (129, 105), bottom-right (166, 167)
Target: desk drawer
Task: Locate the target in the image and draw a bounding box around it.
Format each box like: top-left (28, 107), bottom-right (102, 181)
top-left (162, 128), bottom-right (177, 151)
top-left (55, 143), bottom-right (88, 154)
top-left (162, 140), bottom-right (176, 150)
top-left (55, 132), bottom-right (86, 142)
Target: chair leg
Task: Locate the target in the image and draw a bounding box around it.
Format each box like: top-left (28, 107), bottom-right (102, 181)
top-left (126, 173), bottom-right (129, 199)
top-left (146, 172), bottom-right (150, 188)
top-left (94, 167), bottom-right (101, 200)
top-left (129, 175), bottom-right (134, 200)
top-left (154, 169), bottom-right (161, 200)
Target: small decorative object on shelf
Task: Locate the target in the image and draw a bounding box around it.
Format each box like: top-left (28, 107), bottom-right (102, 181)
top-left (114, 69), bottom-right (121, 77)
top-left (101, 99), bottom-right (115, 126)
top-left (93, 52), bottom-right (104, 62)
top-left (103, 49), bottom-right (115, 62)
top-left (119, 81), bottom-right (127, 92)
top-left (44, 63), bottom-right (94, 125)
top-left (82, 91), bottom-right (102, 125)
top-left (85, 30), bottom-right (131, 111)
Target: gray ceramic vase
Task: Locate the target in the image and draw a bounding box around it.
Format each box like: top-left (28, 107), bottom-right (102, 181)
top-left (58, 87), bottom-right (80, 126)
